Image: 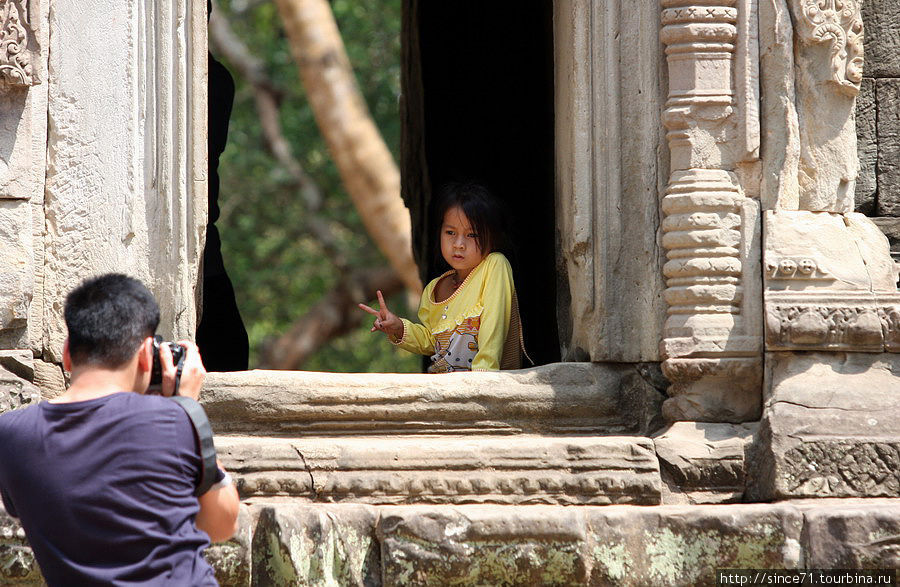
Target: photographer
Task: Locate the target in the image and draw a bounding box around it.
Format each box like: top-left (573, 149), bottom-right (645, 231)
top-left (0, 274), bottom-right (239, 585)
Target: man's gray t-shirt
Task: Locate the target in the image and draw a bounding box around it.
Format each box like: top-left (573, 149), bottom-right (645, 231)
top-left (0, 392), bottom-right (217, 586)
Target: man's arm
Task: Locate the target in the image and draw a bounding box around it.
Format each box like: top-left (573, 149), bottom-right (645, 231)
top-left (196, 464), bottom-right (240, 542)
top-left (161, 342), bottom-right (240, 542)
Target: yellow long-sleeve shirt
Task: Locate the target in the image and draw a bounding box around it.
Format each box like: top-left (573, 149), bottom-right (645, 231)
top-left (391, 252), bottom-right (522, 372)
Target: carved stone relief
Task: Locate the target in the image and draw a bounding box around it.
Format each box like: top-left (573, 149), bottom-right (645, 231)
top-left (763, 211), bottom-right (900, 352)
top-left (764, 257), bottom-right (832, 282)
top-left (792, 0), bottom-right (863, 96)
top-left (765, 294), bottom-right (900, 352)
top-left (0, 0), bottom-right (43, 354)
top-left (217, 435), bottom-right (663, 506)
top-left (0, 0), bottom-right (37, 87)
top-left (786, 0), bottom-right (863, 212)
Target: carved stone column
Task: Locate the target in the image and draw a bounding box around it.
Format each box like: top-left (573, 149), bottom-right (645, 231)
top-left (0, 0), bottom-right (46, 402)
top-left (659, 0), bottom-right (763, 422)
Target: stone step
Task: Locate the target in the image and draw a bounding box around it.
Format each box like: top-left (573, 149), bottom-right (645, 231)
top-left (200, 362), bottom-right (666, 436)
top-left (216, 434), bottom-right (663, 506)
top-left (7, 500), bottom-right (900, 586)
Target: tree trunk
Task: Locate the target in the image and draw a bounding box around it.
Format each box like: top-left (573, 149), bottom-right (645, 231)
top-left (274, 0), bottom-right (423, 296)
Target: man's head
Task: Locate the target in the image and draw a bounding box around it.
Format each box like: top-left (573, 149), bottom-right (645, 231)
top-left (64, 274), bottom-right (160, 369)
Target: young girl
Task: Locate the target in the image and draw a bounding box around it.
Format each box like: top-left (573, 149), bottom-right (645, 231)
top-left (359, 183), bottom-right (526, 372)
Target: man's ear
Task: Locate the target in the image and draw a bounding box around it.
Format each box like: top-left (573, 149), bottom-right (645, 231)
top-left (137, 337), bottom-right (154, 373)
top-left (62, 338), bottom-right (72, 372)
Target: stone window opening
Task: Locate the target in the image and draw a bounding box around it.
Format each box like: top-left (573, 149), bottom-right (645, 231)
top-left (402, 1), bottom-right (561, 369)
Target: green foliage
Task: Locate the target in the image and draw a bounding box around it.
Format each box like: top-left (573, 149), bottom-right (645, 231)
top-left (215, 0), bottom-right (418, 372)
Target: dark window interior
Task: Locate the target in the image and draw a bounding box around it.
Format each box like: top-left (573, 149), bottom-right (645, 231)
top-left (402, 1), bottom-right (560, 366)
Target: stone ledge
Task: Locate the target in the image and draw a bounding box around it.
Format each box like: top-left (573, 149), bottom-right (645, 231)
top-left (9, 501), bottom-right (900, 586)
top-left (216, 435), bottom-right (662, 506)
top-left (201, 363), bottom-right (665, 436)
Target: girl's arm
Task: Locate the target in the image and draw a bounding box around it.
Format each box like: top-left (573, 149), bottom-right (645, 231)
top-left (471, 255), bottom-right (514, 371)
top-left (359, 290), bottom-right (435, 356)
top-left (390, 319), bottom-right (435, 356)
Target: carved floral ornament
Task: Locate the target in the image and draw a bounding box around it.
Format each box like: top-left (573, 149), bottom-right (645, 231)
top-left (766, 303), bottom-right (900, 351)
top-left (793, 0), bottom-right (863, 95)
top-left (0, 0), bottom-right (36, 86)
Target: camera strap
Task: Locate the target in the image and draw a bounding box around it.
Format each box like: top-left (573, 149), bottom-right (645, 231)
top-left (172, 358), bottom-right (185, 396)
top-left (170, 396), bottom-right (219, 497)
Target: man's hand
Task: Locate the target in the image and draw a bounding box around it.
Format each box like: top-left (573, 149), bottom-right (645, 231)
top-left (159, 341), bottom-right (206, 400)
top-left (358, 290), bottom-right (404, 340)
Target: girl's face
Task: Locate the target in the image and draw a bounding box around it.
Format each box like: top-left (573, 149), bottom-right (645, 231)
top-left (440, 206), bottom-right (486, 277)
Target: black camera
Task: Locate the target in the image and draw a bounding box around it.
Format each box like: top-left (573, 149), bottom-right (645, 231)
top-left (147, 335), bottom-right (186, 395)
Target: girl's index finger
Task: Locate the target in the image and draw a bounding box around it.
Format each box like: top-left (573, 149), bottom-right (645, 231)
top-left (358, 303), bottom-right (380, 316)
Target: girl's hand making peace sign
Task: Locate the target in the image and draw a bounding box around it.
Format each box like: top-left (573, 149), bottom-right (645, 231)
top-left (358, 290), bottom-right (404, 340)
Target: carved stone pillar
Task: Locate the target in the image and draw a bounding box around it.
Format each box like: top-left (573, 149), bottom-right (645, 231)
top-left (659, 0), bottom-right (763, 422)
top-left (0, 0), bottom-right (45, 403)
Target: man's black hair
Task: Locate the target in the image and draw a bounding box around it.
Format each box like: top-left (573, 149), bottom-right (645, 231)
top-left (64, 274), bottom-right (160, 368)
top-left (433, 182), bottom-right (509, 268)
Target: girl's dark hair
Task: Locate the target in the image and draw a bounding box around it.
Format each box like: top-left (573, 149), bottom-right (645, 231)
top-left (433, 182), bottom-right (509, 265)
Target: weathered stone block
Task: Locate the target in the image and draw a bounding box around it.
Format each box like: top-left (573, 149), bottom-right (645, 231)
top-left (252, 504), bottom-right (380, 587)
top-left (748, 353), bottom-right (900, 500)
top-left (0, 508), bottom-right (40, 585)
top-left (0, 351), bottom-right (33, 382)
top-left (764, 211), bottom-right (897, 294)
top-left (202, 364), bottom-right (665, 436)
top-left (31, 360), bottom-right (65, 400)
top-left (42, 0), bottom-right (205, 361)
top-left (0, 367), bottom-right (40, 415)
top-left (554, 0), bottom-right (666, 364)
top-left (862, 0), bottom-right (900, 77)
top-left (0, 200), bottom-right (33, 348)
top-left (379, 505), bottom-right (588, 586)
top-left (206, 504), bottom-right (253, 587)
top-left (217, 435), bottom-right (662, 506)
top-left (759, 0), bottom-right (800, 211)
top-left (653, 422), bottom-right (756, 504)
top-left (855, 78), bottom-right (877, 214)
top-left (873, 217), bottom-right (900, 252)
top-left (584, 505), bottom-right (803, 585)
top-left (877, 78), bottom-right (900, 216)
top-left (803, 501), bottom-right (900, 568)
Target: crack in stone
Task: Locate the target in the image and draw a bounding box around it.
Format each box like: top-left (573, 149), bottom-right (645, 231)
top-left (292, 445), bottom-right (317, 500)
top-left (773, 400), bottom-right (865, 412)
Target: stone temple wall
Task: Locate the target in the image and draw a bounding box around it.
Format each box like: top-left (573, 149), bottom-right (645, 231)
top-left (0, 0), bottom-right (207, 401)
top-left (857, 0), bottom-right (900, 262)
top-left (1, 0), bottom-right (900, 584)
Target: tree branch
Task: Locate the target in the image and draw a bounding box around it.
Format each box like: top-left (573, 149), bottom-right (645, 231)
top-left (258, 266), bottom-right (404, 369)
